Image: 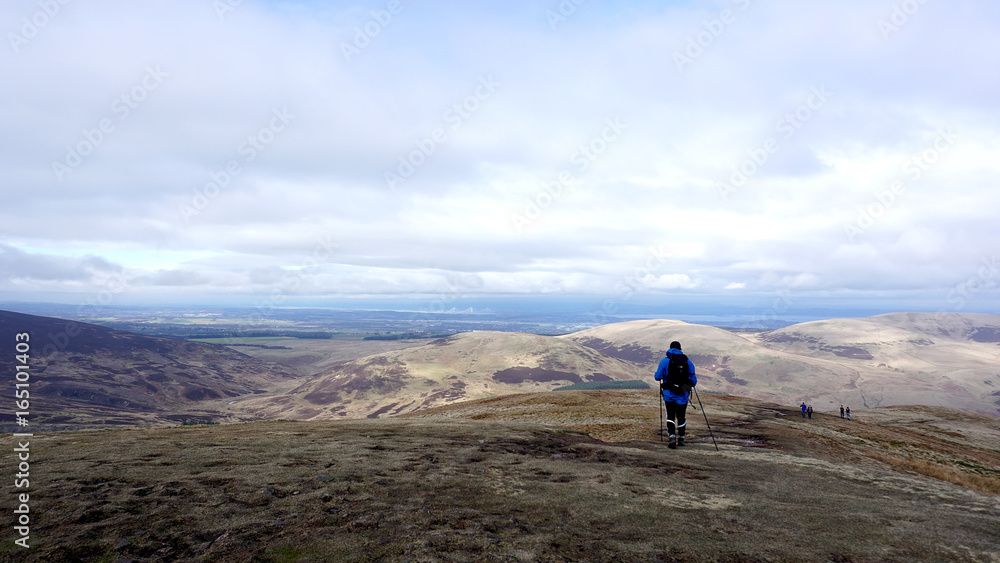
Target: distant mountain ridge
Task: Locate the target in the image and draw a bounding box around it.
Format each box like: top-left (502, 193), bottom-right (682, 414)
top-left (0, 310), bottom-right (300, 427)
top-left (235, 312), bottom-right (1000, 420)
top-left (3, 309), bottom-right (998, 427)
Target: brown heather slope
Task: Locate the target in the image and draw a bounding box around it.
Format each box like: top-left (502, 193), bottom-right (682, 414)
top-left (0, 310), bottom-right (302, 428)
top-left (232, 330), bottom-right (648, 420)
top-left (197, 336), bottom-right (429, 377)
top-left (562, 315), bottom-right (1000, 416)
top-left (753, 312), bottom-right (1000, 415)
top-left (4, 391), bottom-right (997, 562)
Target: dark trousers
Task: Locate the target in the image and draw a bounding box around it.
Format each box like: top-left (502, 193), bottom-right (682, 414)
top-left (664, 401), bottom-right (688, 438)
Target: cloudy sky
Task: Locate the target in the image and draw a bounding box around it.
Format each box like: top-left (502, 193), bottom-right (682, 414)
top-left (2, 0), bottom-right (998, 314)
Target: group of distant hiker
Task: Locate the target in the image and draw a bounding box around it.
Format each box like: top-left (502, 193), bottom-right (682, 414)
top-left (654, 340), bottom-right (857, 450)
top-left (800, 402), bottom-right (851, 420)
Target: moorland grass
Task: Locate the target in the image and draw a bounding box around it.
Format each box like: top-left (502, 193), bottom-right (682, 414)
top-left (4, 407), bottom-right (999, 562)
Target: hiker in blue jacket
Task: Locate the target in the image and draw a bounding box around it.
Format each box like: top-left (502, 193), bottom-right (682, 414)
top-left (654, 340), bottom-right (697, 449)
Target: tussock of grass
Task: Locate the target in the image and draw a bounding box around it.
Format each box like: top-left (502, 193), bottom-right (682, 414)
top-left (867, 452), bottom-right (1000, 495)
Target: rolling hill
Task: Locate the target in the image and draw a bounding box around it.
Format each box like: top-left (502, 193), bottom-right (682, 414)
top-left (753, 312), bottom-right (1000, 414)
top-left (561, 316), bottom-right (1000, 416)
top-left (0, 310), bottom-right (301, 427)
top-left (2, 310), bottom-right (997, 560)
top-left (4, 310), bottom-right (998, 428)
top-left (232, 330), bottom-right (649, 420)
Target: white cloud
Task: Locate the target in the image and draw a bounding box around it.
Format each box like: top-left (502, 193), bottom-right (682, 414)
top-left (641, 274), bottom-right (699, 291)
top-left (1, 0), bottom-right (998, 310)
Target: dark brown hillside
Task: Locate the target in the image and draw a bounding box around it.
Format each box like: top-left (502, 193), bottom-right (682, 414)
top-left (0, 310), bottom-right (300, 427)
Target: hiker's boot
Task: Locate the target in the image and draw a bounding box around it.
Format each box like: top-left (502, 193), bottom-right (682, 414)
top-left (677, 437), bottom-right (685, 447)
top-left (668, 435), bottom-right (677, 449)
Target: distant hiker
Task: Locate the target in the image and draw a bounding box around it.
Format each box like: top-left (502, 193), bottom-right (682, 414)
top-left (800, 402), bottom-right (807, 418)
top-left (807, 405), bottom-right (813, 419)
top-left (845, 407), bottom-right (851, 421)
top-left (840, 405), bottom-right (845, 418)
top-left (655, 341), bottom-right (697, 449)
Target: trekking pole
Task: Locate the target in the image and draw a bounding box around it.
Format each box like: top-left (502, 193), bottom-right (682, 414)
top-left (658, 387), bottom-right (664, 442)
top-left (693, 387), bottom-right (719, 451)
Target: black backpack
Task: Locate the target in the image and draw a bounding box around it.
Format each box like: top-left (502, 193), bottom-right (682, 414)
top-left (661, 353), bottom-right (692, 394)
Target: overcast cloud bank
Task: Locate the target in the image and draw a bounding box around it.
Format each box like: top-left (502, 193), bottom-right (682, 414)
top-left (2, 0), bottom-right (998, 314)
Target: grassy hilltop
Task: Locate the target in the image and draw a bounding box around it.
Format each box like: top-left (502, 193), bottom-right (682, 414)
top-left (3, 391), bottom-right (998, 562)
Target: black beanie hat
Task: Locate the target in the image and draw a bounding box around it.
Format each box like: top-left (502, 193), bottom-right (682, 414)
top-left (670, 341), bottom-right (682, 350)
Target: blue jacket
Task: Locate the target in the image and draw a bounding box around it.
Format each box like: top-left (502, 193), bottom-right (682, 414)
top-left (654, 348), bottom-right (697, 405)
